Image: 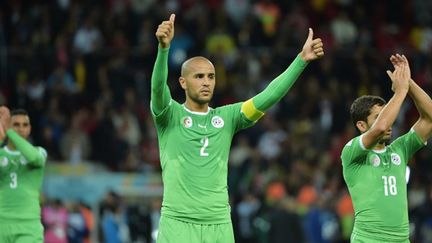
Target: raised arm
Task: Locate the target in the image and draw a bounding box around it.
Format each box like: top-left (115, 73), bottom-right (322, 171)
top-left (0, 106), bottom-right (46, 167)
top-left (6, 129), bottom-right (46, 167)
top-left (391, 54), bottom-right (432, 142)
top-left (0, 106), bottom-right (9, 143)
top-left (361, 57), bottom-right (410, 149)
top-left (241, 28), bottom-right (324, 122)
top-left (151, 14), bottom-right (175, 115)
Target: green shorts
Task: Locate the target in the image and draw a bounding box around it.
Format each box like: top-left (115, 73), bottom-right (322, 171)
top-left (0, 222), bottom-right (43, 243)
top-left (157, 216), bottom-right (234, 243)
top-left (351, 232), bottom-right (410, 243)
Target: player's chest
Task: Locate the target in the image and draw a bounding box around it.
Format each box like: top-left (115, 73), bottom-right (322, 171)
top-left (0, 155), bottom-right (28, 173)
top-left (366, 152), bottom-right (405, 177)
top-left (176, 114), bottom-right (229, 137)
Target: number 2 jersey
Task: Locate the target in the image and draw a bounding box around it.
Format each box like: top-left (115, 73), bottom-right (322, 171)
top-left (152, 100), bottom-right (254, 224)
top-left (0, 145), bottom-right (47, 223)
top-left (341, 129), bottom-right (426, 242)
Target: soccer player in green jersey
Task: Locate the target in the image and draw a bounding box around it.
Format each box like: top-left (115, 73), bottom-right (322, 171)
top-left (151, 14), bottom-right (324, 243)
top-left (341, 54), bottom-right (432, 243)
top-left (0, 107), bottom-right (47, 243)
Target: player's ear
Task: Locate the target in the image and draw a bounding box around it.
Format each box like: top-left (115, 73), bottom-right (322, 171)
top-left (179, 77), bottom-right (187, 90)
top-left (356, 120), bottom-right (368, 133)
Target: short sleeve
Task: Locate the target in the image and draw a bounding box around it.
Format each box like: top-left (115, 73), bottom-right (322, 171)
top-left (341, 135), bottom-right (369, 166)
top-left (389, 129), bottom-right (426, 162)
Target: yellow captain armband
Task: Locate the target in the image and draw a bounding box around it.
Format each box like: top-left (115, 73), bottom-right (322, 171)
top-left (241, 99), bottom-right (265, 122)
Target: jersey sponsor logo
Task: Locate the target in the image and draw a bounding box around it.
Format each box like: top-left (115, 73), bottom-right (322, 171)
top-left (391, 153), bottom-right (401, 165)
top-left (1, 157), bottom-right (8, 167)
top-left (211, 116), bottom-right (224, 128)
top-left (182, 116), bottom-right (193, 128)
top-left (371, 154), bottom-right (380, 167)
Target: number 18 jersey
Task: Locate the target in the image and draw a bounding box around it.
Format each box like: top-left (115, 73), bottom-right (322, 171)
top-left (341, 129), bottom-right (425, 242)
top-left (152, 100), bottom-right (254, 224)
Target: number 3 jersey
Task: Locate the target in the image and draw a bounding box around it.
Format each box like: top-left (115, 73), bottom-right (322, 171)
top-left (0, 146), bottom-right (47, 223)
top-left (341, 129), bottom-right (426, 242)
top-left (152, 100), bottom-right (254, 224)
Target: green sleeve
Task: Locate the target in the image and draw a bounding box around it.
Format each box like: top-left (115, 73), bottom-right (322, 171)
top-left (390, 129), bottom-right (426, 162)
top-left (341, 135), bottom-right (368, 166)
top-left (252, 55), bottom-right (308, 111)
top-left (6, 129), bottom-right (46, 167)
top-left (151, 47), bottom-right (172, 115)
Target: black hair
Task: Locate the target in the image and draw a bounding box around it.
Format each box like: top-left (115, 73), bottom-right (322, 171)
top-left (11, 109), bottom-right (29, 116)
top-left (350, 95), bottom-right (386, 129)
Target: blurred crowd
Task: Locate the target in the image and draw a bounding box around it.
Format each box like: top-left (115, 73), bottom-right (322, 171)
top-left (2, 0), bottom-right (432, 242)
top-left (41, 191), bottom-right (162, 243)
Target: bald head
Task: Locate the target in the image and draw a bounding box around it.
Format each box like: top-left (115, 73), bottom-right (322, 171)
top-left (181, 56), bottom-right (214, 77)
top-left (178, 56), bottom-right (216, 109)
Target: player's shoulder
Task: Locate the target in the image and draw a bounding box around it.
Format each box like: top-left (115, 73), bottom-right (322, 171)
top-left (157, 100), bottom-right (182, 117)
top-left (168, 100), bottom-right (182, 110)
top-left (36, 146), bottom-right (48, 158)
top-left (341, 135), bottom-right (362, 153)
top-left (345, 138), bottom-right (354, 147)
top-left (213, 102), bottom-right (242, 113)
top-left (343, 136), bottom-right (360, 148)
top-left (391, 129), bottom-right (425, 145)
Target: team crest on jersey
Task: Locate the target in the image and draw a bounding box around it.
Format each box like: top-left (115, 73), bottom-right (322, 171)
top-left (20, 157), bottom-right (28, 165)
top-left (371, 154), bottom-right (380, 167)
top-left (1, 157), bottom-right (8, 167)
top-left (391, 153), bottom-right (401, 165)
top-left (211, 116), bottom-right (224, 128)
top-left (182, 116), bottom-right (193, 128)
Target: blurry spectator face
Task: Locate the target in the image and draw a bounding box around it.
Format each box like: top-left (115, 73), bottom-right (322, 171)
top-left (179, 58), bottom-right (216, 105)
top-left (11, 114), bottom-right (31, 139)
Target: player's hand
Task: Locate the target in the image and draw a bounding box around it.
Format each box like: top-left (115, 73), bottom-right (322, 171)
top-left (299, 28), bottom-right (324, 62)
top-left (389, 54), bottom-right (411, 74)
top-left (155, 14), bottom-right (175, 48)
top-left (386, 55), bottom-right (410, 93)
top-left (0, 106), bottom-right (10, 141)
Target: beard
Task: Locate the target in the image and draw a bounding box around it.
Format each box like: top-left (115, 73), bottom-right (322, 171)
top-left (379, 134), bottom-right (391, 145)
top-left (188, 91), bottom-right (213, 105)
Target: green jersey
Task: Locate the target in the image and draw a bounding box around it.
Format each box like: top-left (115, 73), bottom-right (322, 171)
top-left (152, 100), bottom-right (254, 224)
top-left (0, 130), bottom-right (47, 223)
top-left (150, 46), bottom-right (308, 226)
top-left (341, 129), bottom-right (425, 242)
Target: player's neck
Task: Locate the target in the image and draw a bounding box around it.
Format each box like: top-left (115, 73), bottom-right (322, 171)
top-left (184, 100), bottom-right (209, 113)
top-left (373, 142), bottom-right (386, 151)
top-left (6, 143), bottom-right (16, 151)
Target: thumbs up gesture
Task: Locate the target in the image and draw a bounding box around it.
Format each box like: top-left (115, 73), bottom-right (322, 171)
top-left (156, 14), bottom-right (176, 48)
top-left (299, 28), bottom-right (324, 62)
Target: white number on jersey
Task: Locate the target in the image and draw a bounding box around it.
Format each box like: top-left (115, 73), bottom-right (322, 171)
top-left (10, 172), bottom-right (18, 189)
top-left (200, 137), bottom-right (209, 157)
top-left (382, 175), bottom-right (397, 196)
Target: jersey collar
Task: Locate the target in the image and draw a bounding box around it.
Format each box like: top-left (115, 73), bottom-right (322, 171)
top-left (182, 104), bottom-right (212, 115)
top-left (372, 147), bottom-right (387, 153)
top-left (4, 146), bottom-right (21, 155)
